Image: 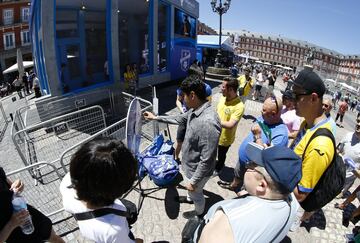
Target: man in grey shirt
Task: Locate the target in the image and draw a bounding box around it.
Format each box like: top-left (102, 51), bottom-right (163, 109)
top-left (144, 75), bottom-right (221, 219)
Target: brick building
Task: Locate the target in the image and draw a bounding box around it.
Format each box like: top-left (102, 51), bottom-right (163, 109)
top-left (234, 30), bottom-right (360, 88)
top-left (197, 20), bottom-right (217, 35)
top-left (0, 0), bottom-right (32, 82)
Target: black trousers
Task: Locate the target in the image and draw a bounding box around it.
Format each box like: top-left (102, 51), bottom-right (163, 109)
top-left (215, 145), bottom-right (230, 172)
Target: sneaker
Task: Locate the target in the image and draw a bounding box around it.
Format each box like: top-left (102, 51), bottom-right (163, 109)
top-left (182, 210), bottom-right (204, 220)
top-left (175, 196), bottom-right (194, 204)
top-left (289, 215), bottom-right (301, 232)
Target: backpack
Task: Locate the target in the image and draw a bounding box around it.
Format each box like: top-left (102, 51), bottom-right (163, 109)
top-left (299, 128), bottom-right (346, 212)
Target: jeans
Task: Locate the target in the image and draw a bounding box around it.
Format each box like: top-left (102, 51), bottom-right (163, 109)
top-left (185, 176), bottom-right (210, 215)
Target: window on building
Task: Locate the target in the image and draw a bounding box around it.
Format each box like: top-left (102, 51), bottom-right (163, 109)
top-left (21, 30), bottom-right (31, 45)
top-left (3, 9), bottom-right (14, 25)
top-left (3, 32), bottom-right (15, 50)
top-left (21, 7), bottom-right (30, 22)
top-left (157, 1), bottom-right (169, 73)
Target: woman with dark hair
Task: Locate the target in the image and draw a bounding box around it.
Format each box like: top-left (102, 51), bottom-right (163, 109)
top-left (60, 138), bottom-right (142, 243)
top-left (0, 167), bottom-right (64, 243)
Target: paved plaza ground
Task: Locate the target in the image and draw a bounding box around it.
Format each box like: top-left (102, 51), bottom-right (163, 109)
top-left (0, 78), bottom-right (359, 243)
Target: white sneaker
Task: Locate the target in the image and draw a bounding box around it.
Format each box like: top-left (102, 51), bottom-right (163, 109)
top-left (289, 215), bottom-right (301, 232)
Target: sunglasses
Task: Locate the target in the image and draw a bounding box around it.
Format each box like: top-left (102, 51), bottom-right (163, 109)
top-left (245, 163), bottom-right (269, 182)
top-left (292, 92), bottom-right (312, 100)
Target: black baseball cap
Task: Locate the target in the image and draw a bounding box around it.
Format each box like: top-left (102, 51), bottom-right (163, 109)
top-left (293, 69), bottom-right (326, 97)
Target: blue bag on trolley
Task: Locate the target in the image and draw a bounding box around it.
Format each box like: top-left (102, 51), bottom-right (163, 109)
top-left (138, 134), bottom-right (178, 186)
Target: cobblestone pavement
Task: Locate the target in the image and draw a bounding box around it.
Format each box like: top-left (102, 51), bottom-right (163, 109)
top-left (0, 79), bottom-right (358, 243)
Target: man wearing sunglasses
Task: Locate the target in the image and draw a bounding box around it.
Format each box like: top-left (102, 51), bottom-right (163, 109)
top-left (289, 69), bottom-right (335, 230)
top-left (194, 145), bottom-right (301, 243)
top-left (218, 96), bottom-right (288, 191)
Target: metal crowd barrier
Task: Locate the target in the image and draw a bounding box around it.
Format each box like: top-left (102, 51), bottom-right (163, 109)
top-left (12, 105), bottom-right (107, 183)
top-left (7, 92), bottom-right (156, 237)
top-left (0, 101), bottom-right (10, 141)
top-left (35, 89), bottom-right (115, 123)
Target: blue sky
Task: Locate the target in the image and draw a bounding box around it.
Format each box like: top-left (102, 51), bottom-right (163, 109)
top-left (198, 0), bottom-right (360, 55)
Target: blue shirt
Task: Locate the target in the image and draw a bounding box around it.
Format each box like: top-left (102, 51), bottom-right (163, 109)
top-left (238, 117), bottom-right (289, 164)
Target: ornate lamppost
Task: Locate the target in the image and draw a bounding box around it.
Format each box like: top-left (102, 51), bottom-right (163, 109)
top-left (211, 0), bottom-right (231, 68)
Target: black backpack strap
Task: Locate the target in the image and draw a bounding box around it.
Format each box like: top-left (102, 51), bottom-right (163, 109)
top-left (73, 208), bottom-right (129, 221)
top-left (301, 128), bottom-right (335, 161)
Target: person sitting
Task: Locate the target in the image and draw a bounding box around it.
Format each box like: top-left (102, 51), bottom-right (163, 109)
top-left (193, 145), bottom-right (301, 243)
top-left (60, 138), bottom-right (142, 243)
top-left (0, 167), bottom-right (64, 243)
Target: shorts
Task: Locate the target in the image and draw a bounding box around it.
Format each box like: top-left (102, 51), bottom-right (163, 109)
top-left (176, 123), bottom-right (186, 142)
top-left (255, 85), bottom-right (262, 91)
top-left (7, 205), bottom-right (53, 243)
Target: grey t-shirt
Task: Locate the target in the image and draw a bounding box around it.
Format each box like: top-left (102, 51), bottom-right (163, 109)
top-left (194, 194), bottom-right (299, 243)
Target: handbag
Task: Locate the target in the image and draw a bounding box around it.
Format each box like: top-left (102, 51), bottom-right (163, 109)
top-left (299, 128), bottom-right (346, 212)
top-left (238, 80), bottom-right (248, 96)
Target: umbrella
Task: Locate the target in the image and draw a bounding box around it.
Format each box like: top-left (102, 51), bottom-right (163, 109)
top-left (283, 66), bottom-right (293, 71)
top-left (2, 61), bottom-right (34, 74)
top-left (263, 62), bottom-right (272, 66)
top-left (255, 60), bottom-right (263, 64)
top-left (17, 48), bottom-right (24, 80)
top-left (325, 78), bottom-right (336, 83)
top-left (274, 64), bottom-right (283, 68)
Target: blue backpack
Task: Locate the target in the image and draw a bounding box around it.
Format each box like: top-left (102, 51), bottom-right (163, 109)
top-left (138, 134), bottom-right (178, 186)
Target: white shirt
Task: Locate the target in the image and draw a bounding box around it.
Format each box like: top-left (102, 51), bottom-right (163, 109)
top-left (340, 132), bottom-right (360, 177)
top-left (60, 173), bottom-right (134, 243)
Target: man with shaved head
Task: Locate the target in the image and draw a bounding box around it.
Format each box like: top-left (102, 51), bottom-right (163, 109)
top-left (218, 96), bottom-right (289, 191)
top-left (322, 97), bottom-right (336, 135)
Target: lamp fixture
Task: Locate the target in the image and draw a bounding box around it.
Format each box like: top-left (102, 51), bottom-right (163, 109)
top-left (81, 1), bottom-right (86, 10)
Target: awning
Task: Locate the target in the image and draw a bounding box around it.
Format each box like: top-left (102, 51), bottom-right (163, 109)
top-left (255, 60), bottom-right (263, 64)
top-left (274, 64), bottom-right (283, 68)
top-left (197, 35), bottom-right (234, 53)
top-left (325, 78), bottom-right (336, 83)
top-left (263, 62), bottom-right (272, 66)
top-left (2, 61), bottom-right (34, 74)
top-left (283, 66), bottom-right (293, 71)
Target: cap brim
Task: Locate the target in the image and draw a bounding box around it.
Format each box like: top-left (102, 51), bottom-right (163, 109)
top-left (245, 142), bottom-right (265, 167)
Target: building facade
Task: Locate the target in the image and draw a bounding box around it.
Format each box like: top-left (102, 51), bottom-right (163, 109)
top-left (197, 20), bottom-right (216, 35)
top-left (234, 30), bottom-right (360, 88)
top-left (0, 0), bottom-right (31, 82)
top-left (31, 0), bottom-right (199, 96)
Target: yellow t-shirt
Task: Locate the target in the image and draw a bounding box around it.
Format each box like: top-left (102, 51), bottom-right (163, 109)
top-left (217, 96), bottom-right (244, 146)
top-left (290, 118), bottom-right (334, 192)
top-left (237, 75), bottom-right (254, 97)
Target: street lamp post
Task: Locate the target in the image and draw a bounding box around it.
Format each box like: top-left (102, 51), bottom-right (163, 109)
top-left (211, 0), bottom-right (231, 68)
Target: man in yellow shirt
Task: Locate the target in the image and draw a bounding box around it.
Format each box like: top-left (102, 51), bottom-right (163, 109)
top-left (289, 69), bottom-right (334, 231)
top-left (237, 67), bottom-right (254, 101)
top-left (214, 77), bottom-right (244, 175)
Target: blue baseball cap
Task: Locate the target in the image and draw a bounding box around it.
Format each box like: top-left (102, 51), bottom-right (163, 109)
top-left (246, 143), bottom-right (302, 193)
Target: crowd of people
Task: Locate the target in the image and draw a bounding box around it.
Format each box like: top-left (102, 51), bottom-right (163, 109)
top-left (1, 63), bottom-right (359, 242)
top-left (0, 70), bottom-right (41, 99)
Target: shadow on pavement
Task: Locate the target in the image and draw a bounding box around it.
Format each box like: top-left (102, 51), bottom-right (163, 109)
top-left (280, 236), bottom-right (292, 243)
top-left (204, 189), bottom-right (224, 213)
top-left (164, 173), bottom-right (184, 219)
top-left (302, 209), bottom-right (326, 231)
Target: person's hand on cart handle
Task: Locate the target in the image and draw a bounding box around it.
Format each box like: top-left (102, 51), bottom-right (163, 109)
top-left (143, 111), bottom-right (157, 120)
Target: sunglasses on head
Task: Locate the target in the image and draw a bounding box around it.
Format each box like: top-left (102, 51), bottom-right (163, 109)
top-left (271, 95), bottom-right (279, 113)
